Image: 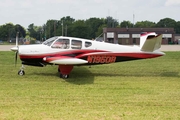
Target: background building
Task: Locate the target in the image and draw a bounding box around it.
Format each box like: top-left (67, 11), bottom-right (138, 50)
top-left (103, 28), bottom-right (175, 45)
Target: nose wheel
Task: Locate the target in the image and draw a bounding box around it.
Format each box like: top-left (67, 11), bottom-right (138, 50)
top-left (18, 70), bottom-right (25, 76)
top-left (18, 65), bottom-right (25, 76)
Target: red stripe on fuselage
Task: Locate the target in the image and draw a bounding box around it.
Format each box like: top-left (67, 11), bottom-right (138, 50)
top-left (19, 49), bottom-right (107, 59)
top-left (77, 52), bottom-right (163, 59)
top-left (19, 49), bottom-right (163, 63)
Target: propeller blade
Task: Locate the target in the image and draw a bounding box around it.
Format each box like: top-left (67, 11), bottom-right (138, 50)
top-left (14, 32), bottom-right (19, 67)
top-left (16, 32), bottom-right (19, 47)
top-left (15, 51), bottom-right (18, 67)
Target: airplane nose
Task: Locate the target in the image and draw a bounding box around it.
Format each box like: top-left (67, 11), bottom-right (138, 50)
top-left (11, 46), bottom-right (18, 52)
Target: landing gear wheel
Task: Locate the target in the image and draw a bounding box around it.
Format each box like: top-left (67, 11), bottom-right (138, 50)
top-left (63, 74), bottom-right (69, 79)
top-left (60, 73), bottom-right (69, 79)
top-left (58, 65), bottom-right (73, 79)
top-left (18, 70), bottom-right (25, 76)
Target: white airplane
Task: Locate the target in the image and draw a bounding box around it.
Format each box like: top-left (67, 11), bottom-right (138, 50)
top-left (11, 32), bottom-right (165, 79)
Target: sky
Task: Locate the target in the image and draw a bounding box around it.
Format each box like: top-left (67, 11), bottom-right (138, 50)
top-left (0, 0), bottom-right (180, 28)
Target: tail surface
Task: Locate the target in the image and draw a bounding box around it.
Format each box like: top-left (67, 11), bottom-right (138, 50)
top-left (140, 32), bottom-right (162, 52)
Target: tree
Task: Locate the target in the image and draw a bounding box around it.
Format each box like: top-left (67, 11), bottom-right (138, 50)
top-left (175, 21), bottom-right (180, 34)
top-left (28, 23), bottom-right (36, 39)
top-left (105, 16), bottom-right (119, 28)
top-left (86, 18), bottom-right (104, 39)
top-left (0, 25), bottom-right (7, 41)
top-left (27, 23), bottom-right (42, 40)
top-left (96, 24), bottom-right (107, 38)
top-left (44, 20), bottom-right (56, 39)
top-left (0, 23), bottom-right (15, 41)
top-left (120, 20), bottom-right (133, 28)
top-left (15, 24), bottom-right (26, 38)
top-left (134, 21), bottom-right (156, 28)
top-left (58, 16), bottom-right (75, 36)
top-left (70, 20), bottom-right (90, 39)
top-left (156, 18), bottom-right (176, 28)
top-left (0, 23), bottom-right (25, 41)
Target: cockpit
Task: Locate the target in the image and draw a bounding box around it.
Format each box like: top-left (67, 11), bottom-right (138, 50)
top-left (42, 37), bottom-right (92, 49)
top-left (42, 36), bottom-right (58, 46)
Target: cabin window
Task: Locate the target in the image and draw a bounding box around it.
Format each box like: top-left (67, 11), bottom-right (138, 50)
top-left (51, 39), bottom-right (69, 49)
top-left (71, 40), bottom-right (82, 49)
top-left (85, 41), bottom-right (92, 47)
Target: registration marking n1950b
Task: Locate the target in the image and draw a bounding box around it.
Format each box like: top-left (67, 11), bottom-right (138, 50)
top-left (87, 55), bottom-right (116, 64)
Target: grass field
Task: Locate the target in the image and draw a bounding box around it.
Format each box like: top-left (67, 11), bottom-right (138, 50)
top-left (0, 51), bottom-right (180, 120)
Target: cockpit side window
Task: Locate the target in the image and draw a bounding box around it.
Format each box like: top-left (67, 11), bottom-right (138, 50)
top-left (85, 41), bottom-right (92, 47)
top-left (51, 39), bottom-right (70, 49)
top-left (71, 40), bottom-right (82, 49)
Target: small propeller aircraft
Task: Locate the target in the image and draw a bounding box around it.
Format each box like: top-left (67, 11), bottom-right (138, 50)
top-left (11, 32), bottom-right (164, 79)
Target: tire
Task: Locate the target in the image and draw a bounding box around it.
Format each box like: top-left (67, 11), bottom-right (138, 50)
top-left (60, 74), bottom-right (69, 79)
top-left (63, 74), bottom-right (69, 79)
top-left (18, 70), bottom-right (25, 76)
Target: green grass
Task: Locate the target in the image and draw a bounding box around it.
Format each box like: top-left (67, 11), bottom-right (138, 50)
top-left (0, 51), bottom-right (180, 120)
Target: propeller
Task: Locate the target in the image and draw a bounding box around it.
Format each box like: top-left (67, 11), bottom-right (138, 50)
top-left (11, 32), bottom-right (19, 67)
top-left (15, 47), bottom-right (18, 67)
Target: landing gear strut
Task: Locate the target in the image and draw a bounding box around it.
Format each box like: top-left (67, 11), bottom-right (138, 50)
top-left (18, 65), bottom-right (25, 76)
top-left (58, 68), bottom-right (69, 79)
top-left (58, 65), bottom-right (73, 79)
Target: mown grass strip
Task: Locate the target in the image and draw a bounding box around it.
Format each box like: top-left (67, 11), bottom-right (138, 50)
top-left (0, 51), bottom-right (180, 119)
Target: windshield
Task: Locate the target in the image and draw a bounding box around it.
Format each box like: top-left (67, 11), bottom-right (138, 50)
top-left (42, 37), bottom-right (58, 46)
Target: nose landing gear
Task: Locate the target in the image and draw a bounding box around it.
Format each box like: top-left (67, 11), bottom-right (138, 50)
top-left (18, 65), bottom-right (25, 76)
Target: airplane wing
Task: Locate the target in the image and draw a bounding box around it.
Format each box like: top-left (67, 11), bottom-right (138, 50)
top-left (43, 56), bottom-right (88, 65)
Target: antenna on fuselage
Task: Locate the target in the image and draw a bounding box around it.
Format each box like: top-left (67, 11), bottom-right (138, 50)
top-left (95, 33), bottom-right (103, 41)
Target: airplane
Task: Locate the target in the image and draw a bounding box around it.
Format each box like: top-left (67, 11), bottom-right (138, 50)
top-left (11, 32), bottom-right (165, 79)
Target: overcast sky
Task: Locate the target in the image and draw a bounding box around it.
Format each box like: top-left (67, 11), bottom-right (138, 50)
top-left (0, 0), bottom-right (180, 28)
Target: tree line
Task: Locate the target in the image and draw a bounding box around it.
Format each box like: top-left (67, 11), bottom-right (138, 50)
top-left (0, 16), bottom-right (180, 41)
top-left (0, 23), bottom-right (26, 41)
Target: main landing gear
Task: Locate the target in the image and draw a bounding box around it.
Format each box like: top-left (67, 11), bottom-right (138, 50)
top-left (18, 65), bottom-right (25, 76)
top-left (58, 68), bottom-right (69, 79)
top-left (58, 65), bottom-right (73, 79)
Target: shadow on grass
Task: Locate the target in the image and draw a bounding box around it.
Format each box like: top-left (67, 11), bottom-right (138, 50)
top-left (29, 65), bottom-right (179, 84)
top-left (31, 66), bottom-right (95, 85)
top-left (92, 71), bottom-right (180, 78)
top-left (65, 67), bottom-right (94, 85)
top-left (160, 72), bottom-right (179, 77)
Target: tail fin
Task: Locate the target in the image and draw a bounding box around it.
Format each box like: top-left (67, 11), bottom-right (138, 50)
top-left (140, 32), bottom-right (162, 52)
